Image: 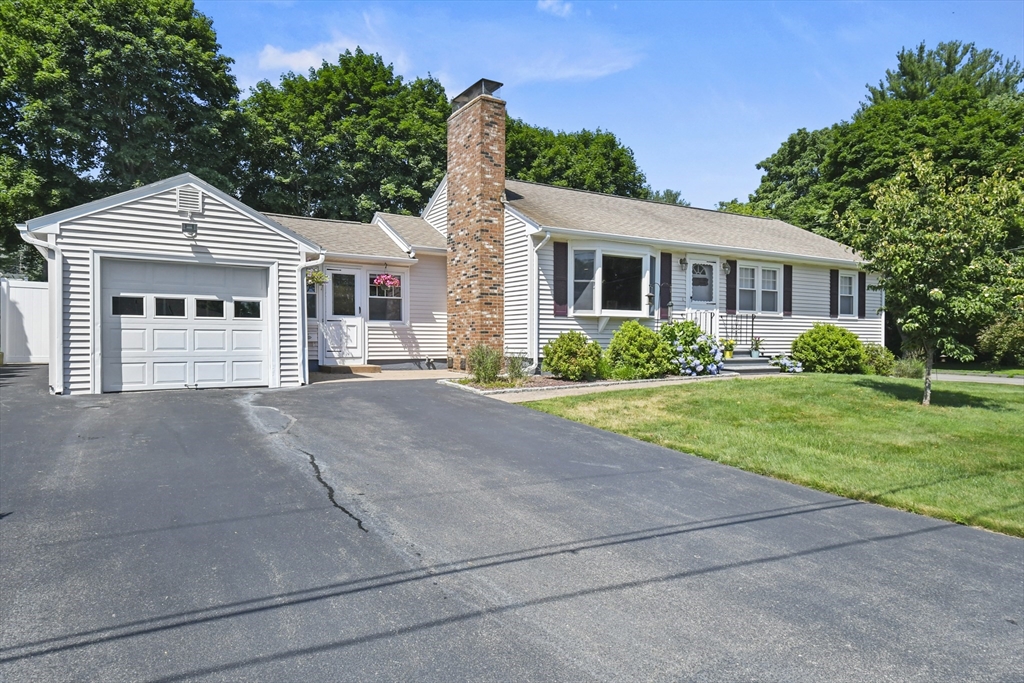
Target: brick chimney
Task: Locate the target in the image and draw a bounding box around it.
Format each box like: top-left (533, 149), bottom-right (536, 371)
top-left (447, 79), bottom-right (506, 371)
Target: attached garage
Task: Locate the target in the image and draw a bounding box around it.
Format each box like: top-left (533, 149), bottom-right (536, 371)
top-left (101, 260), bottom-right (270, 391)
top-left (17, 174), bottom-right (323, 395)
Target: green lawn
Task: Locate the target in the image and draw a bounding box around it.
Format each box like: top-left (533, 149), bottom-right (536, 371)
top-left (527, 374), bottom-right (1024, 536)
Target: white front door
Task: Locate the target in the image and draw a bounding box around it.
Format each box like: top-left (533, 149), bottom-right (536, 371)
top-left (686, 258), bottom-right (719, 338)
top-left (321, 268), bottom-right (364, 365)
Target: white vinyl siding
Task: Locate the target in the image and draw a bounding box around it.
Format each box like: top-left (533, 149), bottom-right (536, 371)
top-left (56, 188), bottom-right (304, 394)
top-left (535, 245), bottom-right (883, 362)
top-left (752, 265), bottom-right (882, 356)
top-left (503, 209), bottom-right (530, 354)
top-left (537, 241), bottom-right (658, 350)
top-left (422, 179), bottom-right (448, 236)
top-left (366, 253), bottom-right (447, 361)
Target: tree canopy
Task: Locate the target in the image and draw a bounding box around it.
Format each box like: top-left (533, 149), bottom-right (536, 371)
top-left (837, 154), bottom-right (1023, 404)
top-left (239, 49), bottom-right (449, 222)
top-left (1, 0), bottom-right (241, 276)
top-left (863, 40), bottom-right (1024, 108)
top-left (505, 117), bottom-right (651, 198)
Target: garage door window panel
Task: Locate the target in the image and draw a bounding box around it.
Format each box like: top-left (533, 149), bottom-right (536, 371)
top-left (234, 301), bottom-right (261, 319)
top-left (112, 296), bottom-right (144, 316)
top-left (155, 298), bottom-right (185, 317)
top-left (195, 299), bottom-right (224, 318)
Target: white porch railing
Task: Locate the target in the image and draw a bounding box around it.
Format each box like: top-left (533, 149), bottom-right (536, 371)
top-left (682, 309), bottom-right (718, 340)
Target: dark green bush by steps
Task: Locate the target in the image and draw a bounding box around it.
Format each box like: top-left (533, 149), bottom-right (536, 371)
top-left (607, 320), bottom-right (674, 380)
top-left (862, 343), bottom-right (896, 376)
top-left (542, 331), bottom-right (604, 381)
top-left (791, 323), bottom-right (866, 374)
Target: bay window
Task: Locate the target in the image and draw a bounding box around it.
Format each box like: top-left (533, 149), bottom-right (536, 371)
top-left (737, 263), bottom-right (781, 314)
top-left (571, 246), bottom-right (650, 316)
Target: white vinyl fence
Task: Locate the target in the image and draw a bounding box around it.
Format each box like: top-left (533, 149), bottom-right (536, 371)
top-left (1, 278), bottom-right (49, 364)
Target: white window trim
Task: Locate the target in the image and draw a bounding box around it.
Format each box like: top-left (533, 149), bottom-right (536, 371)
top-left (735, 261), bottom-right (783, 315)
top-left (569, 243), bottom-right (653, 318)
top-left (365, 266), bottom-right (410, 327)
top-left (838, 270), bottom-right (857, 318)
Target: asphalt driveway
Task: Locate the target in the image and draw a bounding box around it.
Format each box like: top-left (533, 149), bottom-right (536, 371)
top-left (1, 365), bottom-right (1021, 681)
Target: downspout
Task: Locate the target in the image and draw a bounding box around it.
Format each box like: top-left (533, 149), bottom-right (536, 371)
top-left (18, 226), bottom-right (63, 394)
top-left (297, 250), bottom-right (326, 386)
top-left (527, 231), bottom-right (552, 374)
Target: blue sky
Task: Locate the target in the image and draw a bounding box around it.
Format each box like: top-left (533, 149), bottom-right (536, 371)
top-left (195, 0), bottom-right (1023, 209)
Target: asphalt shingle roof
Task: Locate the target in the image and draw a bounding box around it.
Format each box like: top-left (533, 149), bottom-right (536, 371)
top-left (265, 213), bottom-right (408, 260)
top-left (377, 213), bottom-right (447, 250)
top-left (503, 179), bottom-right (860, 263)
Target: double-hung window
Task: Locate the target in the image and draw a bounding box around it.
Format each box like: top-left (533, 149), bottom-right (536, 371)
top-left (839, 273), bottom-right (855, 316)
top-left (737, 264), bottom-right (781, 314)
top-left (368, 273), bottom-right (403, 322)
top-left (571, 247), bottom-right (649, 316)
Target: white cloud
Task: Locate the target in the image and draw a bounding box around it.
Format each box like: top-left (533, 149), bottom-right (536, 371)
top-left (537, 0), bottom-right (573, 18)
top-left (255, 12), bottom-right (410, 76)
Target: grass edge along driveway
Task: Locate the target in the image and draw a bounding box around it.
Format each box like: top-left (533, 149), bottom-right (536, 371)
top-left (527, 374), bottom-right (1024, 537)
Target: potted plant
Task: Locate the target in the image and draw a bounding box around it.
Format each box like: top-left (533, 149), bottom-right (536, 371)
top-left (720, 338), bottom-right (735, 360)
top-left (750, 336), bottom-right (763, 358)
top-left (306, 269), bottom-right (329, 286)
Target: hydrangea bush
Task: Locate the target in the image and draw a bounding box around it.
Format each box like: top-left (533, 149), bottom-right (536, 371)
top-left (770, 354), bottom-right (804, 373)
top-left (660, 321), bottom-right (724, 376)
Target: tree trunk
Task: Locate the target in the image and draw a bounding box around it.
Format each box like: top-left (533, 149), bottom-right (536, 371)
top-left (922, 347), bottom-right (933, 406)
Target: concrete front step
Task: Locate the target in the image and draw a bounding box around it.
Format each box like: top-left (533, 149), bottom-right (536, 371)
top-left (722, 356), bottom-right (776, 375)
top-left (318, 364), bottom-right (382, 374)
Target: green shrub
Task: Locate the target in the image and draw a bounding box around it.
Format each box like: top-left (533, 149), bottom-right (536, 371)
top-left (791, 323), bottom-right (866, 374)
top-left (468, 344), bottom-right (502, 383)
top-left (892, 357), bottom-right (926, 378)
top-left (862, 343), bottom-right (896, 376)
top-left (607, 320), bottom-right (674, 379)
top-left (978, 312), bottom-right (1024, 366)
top-left (660, 320), bottom-right (725, 376)
top-left (504, 352), bottom-right (527, 382)
top-left (542, 331), bottom-right (603, 381)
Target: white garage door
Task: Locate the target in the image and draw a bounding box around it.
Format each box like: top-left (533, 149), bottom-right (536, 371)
top-left (101, 260), bottom-right (270, 392)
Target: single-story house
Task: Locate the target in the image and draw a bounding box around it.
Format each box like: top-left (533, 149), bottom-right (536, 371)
top-left (18, 78), bottom-right (882, 395)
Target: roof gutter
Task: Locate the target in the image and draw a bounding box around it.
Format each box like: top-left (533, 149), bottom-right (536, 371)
top-left (527, 231), bottom-right (552, 374)
top-left (324, 251), bottom-right (418, 266)
top-left (296, 250), bottom-right (327, 386)
top-left (527, 225), bottom-right (863, 267)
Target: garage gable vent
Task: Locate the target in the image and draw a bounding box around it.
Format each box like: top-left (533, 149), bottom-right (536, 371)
top-left (176, 186), bottom-right (203, 214)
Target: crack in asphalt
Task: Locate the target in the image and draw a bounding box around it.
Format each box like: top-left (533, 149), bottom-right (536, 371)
top-left (298, 447), bottom-right (368, 533)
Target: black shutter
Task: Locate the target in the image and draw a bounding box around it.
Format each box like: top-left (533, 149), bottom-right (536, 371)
top-left (553, 242), bottom-right (568, 317)
top-left (829, 269), bottom-right (839, 318)
top-left (659, 252), bottom-right (672, 319)
top-left (725, 259), bottom-right (737, 314)
top-left (783, 265), bottom-right (793, 317)
top-left (858, 271), bottom-right (867, 319)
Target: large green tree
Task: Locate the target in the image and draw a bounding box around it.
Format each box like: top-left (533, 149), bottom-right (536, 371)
top-left (723, 42), bottom-right (1024, 233)
top-left (837, 154), bottom-right (1024, 405)
top-left (239, 50), bottom-right (448, 222)
top-left (864, 40), bottom-right (1023, 108)
top-left (505, 117), bottom-right (650, 198)
top-left (0, 0), bottom-right (241, 277)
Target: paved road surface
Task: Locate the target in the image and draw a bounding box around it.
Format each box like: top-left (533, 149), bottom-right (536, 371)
top-left (1, 365), bottom-right (1021, 681)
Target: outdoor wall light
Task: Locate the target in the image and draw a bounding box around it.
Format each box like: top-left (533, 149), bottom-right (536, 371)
top-left (723, 262), bottom-right (732, 275)
top-left (182, 222), bottom-right (198, 238)
top-left (679, 257), bottom-right (687, 270)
